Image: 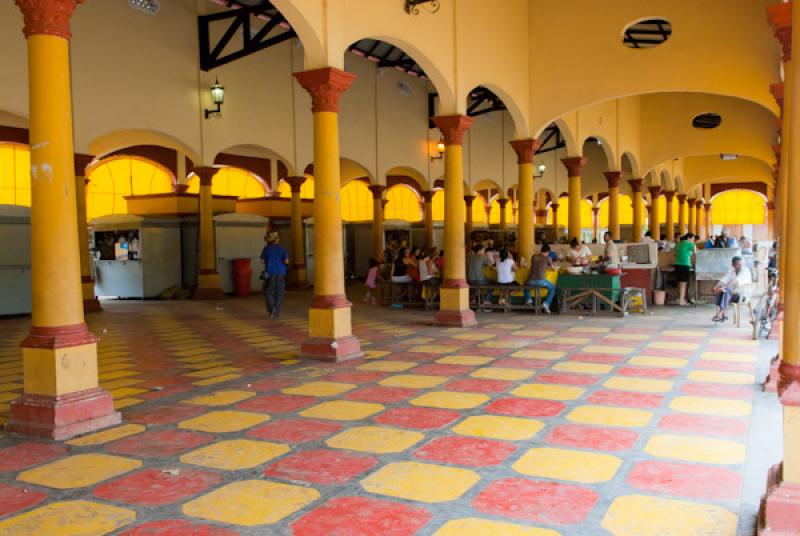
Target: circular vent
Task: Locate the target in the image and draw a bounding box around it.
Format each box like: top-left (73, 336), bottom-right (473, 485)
top-left (623, 19), bottom-right (672, 49)
top-left (693, 113), bottom-right (722, 129)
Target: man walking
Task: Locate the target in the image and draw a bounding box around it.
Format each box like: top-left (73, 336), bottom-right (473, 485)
top-left (261, 231), bottom-right (289, 319)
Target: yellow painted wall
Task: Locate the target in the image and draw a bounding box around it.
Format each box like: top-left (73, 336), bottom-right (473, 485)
top-left (712, 190), bottom-right (766, 225)
top-left (0, 143), bottom-right (30, 206)
top-left (340, 180), bottom-right (373, 221)
top-left (385, 185), bottom-right (422, 222)
top-left (86, 157), bottom-right (174, 220)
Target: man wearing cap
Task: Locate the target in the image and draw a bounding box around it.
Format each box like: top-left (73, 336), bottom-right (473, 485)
top-left (261, 231), bottom-right (289, 319)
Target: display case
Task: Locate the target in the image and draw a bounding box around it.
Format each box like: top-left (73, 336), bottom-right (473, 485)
top-left (0, 205), bottom-right (31, 315)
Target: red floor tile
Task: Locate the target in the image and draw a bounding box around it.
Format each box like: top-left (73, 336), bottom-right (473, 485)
top-left (412, 364), bottom-right (473, 376)
top-left (680, 382), bottom-right (754, 399)
top-left (696, 361), bottom-right (756, 373)
top-left (344, 386), bottom-right (417, 403)
top-left (291, 496), bottom-right (431, 536)
top-left (138, 385), bottom-right (195, 401)
top-left (246, 418), bottom-right (343, 443)
top-left (637, 348), bottom-right (694, 358)
top-left (107, 430), bottom-right (214, 458)
top-left (444, 378), bottom-right (513, 393)
top-left (0, 442), bottom-right (67, 472)
top-left (570, 353), bottom-right (625, 364)
top-left (413, 436), bottom-right (516, 467)
top-left (473, 478), bottom-right (598, 525)
top-left (373, 407), bottom-right (460, 429)
top-left (627, 460), bottom-right (742, 500)
top-left (705, 344), bottom-right (758, 353)
top-left (491, 358), bottom-right (552, 369)
top-left (94, 468), bottom-right (222, 506)
top-left (545, 424), bottom-right (638, 451)
top-left (323, 371), bottom-right (388, 384)
top-left (587, 390), bottom-right (664, 408)
top-left (119, 520), bottom-right (238, 535)
top-left (659, 413), bottom-right (749, 437)
top-left (536, 373), bottom-right (599, 386)
top-left (235, 393), bottom-right (317, 413)
top-left (0, 483), bottom-right (47, 517)
top-left (485, 397), bottom-right (566, 417)
top-left (248, 377), bottom-right (299, 391)
top-left (264, 448), bottom-right (377, 485)
top-left (127, 405), bottom-right (206, 426)
top-left (617, 366), bottom-right (680, 379)
top-left (531, 343), bottom-right (575, 352)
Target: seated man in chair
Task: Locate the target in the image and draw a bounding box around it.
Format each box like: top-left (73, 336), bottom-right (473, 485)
top-left (712, 256), bottom-right (752, 322)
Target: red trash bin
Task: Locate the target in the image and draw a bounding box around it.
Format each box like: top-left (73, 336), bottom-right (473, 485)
top-left (232, 258), bottom-right (252, 296)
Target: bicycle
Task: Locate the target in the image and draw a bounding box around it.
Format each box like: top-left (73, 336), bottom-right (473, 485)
top-left (752, 267), bottom-right (779, 340)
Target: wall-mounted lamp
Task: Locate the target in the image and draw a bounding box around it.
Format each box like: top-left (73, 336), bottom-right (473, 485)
top-left (405, 0), bottom-right (440, 15)
top-left (431, 138), bottom-right (445, 161)
top-left (535, 162), bottom-right (546, 178)
top-left (205, 78), bottom-right (225, 119)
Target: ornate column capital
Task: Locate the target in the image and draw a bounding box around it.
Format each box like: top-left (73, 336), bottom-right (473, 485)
top-left (509, 139), bottom-right (542, 164)
top-left (433, 115), bottom-right (474, 146)
top-left (604, 171), bottom-right (622, 188)
top-left (648, 186), bottom-right (663, 198)
top-left (663, 190), bottom-right (676, 201)
top-left (627, 178), bottom-right (644, 193)
top-left (421, 190), bottom-right (435, 203)
top-left (591, 207), bottom-right (600, 215)
top-left (285, 176), bottom-right (306, 194)
top-left (193, 166), bottom-right (218, 187)
top-left (767, 201), bottom-right (776, 210)
top-left (463, 195), bottom-right (476, 207)
top-left (293, 67), bottom-right (357, 113)
top-left (73, 153), bottom-right (94, 177)
top-left (677, 194), bottom-right (687, 204)
top-left (550, 203), bottom-right (560, 211)
top-left (368, 184), bottom-right (387, 200)
top-left (561, 156), bottom-right (587, 176)
top-left (15, 0), bottom-right (83, 39)
top-left (771, 83), bottom-right (785, 111)
top-left (767, 2), bottom-right (792, 62)
top-left (703, 202), bottom-right (712, 209)
top-left (497, 198), bottom-right (509, 208)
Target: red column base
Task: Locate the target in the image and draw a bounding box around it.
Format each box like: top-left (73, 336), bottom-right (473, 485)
top-left (193, 287), bottom-right (225, 300)
top-left (300, 335), bottom-right (364, 363)
top-left (434, 309), bottom-right (477, 327)
top-left (83, 298), bottom-right (102, 314)
top-left (7, 388), bottom-right (121, 441)
top-left (759, 463), bottom-right (800, 534)
top-left (764, 355), bottom-right (781, 393)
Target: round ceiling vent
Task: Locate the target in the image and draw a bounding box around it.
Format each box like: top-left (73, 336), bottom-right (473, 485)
top-left (692, 113), bottom-right (722, 129)
top-left (623, 19), bottom-right (672, 48)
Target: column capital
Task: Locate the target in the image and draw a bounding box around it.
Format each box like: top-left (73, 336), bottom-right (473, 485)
top-left (591, 207), bottom-right (600, 215)
top-left (627, 178), bottom-right (644, 192)
top-left (677, 193), bottom-right (687, 204)
top-left (695, 199), bottom-right (704, 208)
top-left (74, 153), bottom-right (94, 178)
top-left (771, 83), bottom-right (785, 111)
top-left (767, 201), bottom-right (776, 210)
top-left (381, 199), bottom-right (389, 209)
top-left (561, 156), bottom-right (587, 176)
top-left (663, 190), bottom-right (676, 201)
top-left (15, 0), bottom-right (83, 39)
top-left (421, 190), bottom-right (435, 202)
top-left (293, 67), bottom-right (357, 113)
top-left (285, 176), bottom-right (306, 194)
top-left (433, 115), bottom-right (474, 146)
top-left (536, 209), bottom-right (548, 218)
top-left (550, 203), bottom-right (560, 210)
top-left (703, 202), bottom-right (712, 209)
top-left (368, 184), bottom-right (386, 200)
top-left (509, 139), bottom-right (542, 164)
top-left (497, 198), bottom-right (509, 208)
top-left (603, 171), bottom-right (622, 188)
top-left (464, 194), bottom-right (476, 206)
top-left (193, 166), bottom-right (218, 187)
top-left (648, 186), bottom-right (663, 198)
top-left (767, 2), bottom-right (792, 62)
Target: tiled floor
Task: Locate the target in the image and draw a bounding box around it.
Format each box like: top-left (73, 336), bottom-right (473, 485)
top-left (0, 291), bottom-right (781, 535)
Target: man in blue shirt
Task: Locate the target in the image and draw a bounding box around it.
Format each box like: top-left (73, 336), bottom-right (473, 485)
top-left (260, 231), bottom-right (289, 319)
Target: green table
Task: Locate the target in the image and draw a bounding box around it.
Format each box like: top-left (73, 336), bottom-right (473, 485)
top-left (557, 273), bottom-right (621, 311)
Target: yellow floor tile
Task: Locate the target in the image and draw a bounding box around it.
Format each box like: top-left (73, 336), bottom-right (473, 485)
top-left (699, 352), bottom-right (757, 363)
top-left (100, 378), bottom-right (147, 390)
top-left (453, 415), bottom-right (544, 440)
top-left (470, 367), bottom-right (535, 381)
top-left (709, 337), bottom-right (758, 347)
top-left (511, 329), bottom-right (555, 337)
top-left (300, 400), bottom-right (385, 421)
top-left (183, 390), bottom-right (256, 407)
top-left (177, 354), bottom-right (225, 364)
top-left (407, 344), bottom-right (459, 354)
top-left (326, 425), bottom-right (425, 453)
top-left (479, 340), bottom-right (529, 349)
top-left (193, 373), bottom-right (242, 386)
top-left (669, 396), bottom-right (752, 417)
top-left (687, 370), bottom-right (755, 385)
top-left (114, 398), bottom-right (143, 410)
top-left (603, 377), bottom-right (673, 393)
top-left (485, 323), bottom-right (525, 330)
top-left (604, 333), bottom-right (650, 341)
top-left (400, 337), bottom-right (435, 345)
top-left (181, 439), bottom-right (290, 470)
top-left (18, 454), bottom-right (141, 489)
top-left (0, 392), bottom-right (19, 403)
top-left (361, 462), bottom-right (480, 503)
top-left (364, 350), bottom-right (391, 359)
top-left (179, 410), bottom-right (270, 433)
top-left (281, 381), bottom-right (357, 397)
top-left (569, 326), bottom-right (611, 333)
top-left (545, 336), bottom-right (592, 345)
top-left (552, 362), bottom-right (613, 375)
top-left (451, 332), bottom-right (496, 340)
top-left (410, 391), bottom-right (489, 409)
top-left (98, 370), bottom-right (139, 382)
top-left (644, 434), bottom-right (746, 465)
top-left (602, 495), bottom-right (738, 536)
top-left (183, 480), bottom-right (319, 526)
top-left (510, 350), bottom-right (565, 360)
top-left (437, 356), bottom-right (494, 366)
top-left (357, 360), bottom-right (418, 372)
top-left (378, 374), bottom-right (448, 389)
top-left (67, 424), bottom-right (146, 446)
top-left (433, 518), bottom-right (559, 536)
top-left (110, 387), bottom-right (149, 399)
top-left (627, 356), bottom-right (688, 368)
top-left (0, 382), bottom-right (24, 392)
top-left (172, 347), bottom-right (217, 357)
top-left (513, 447), bottom-right (622, 483)
top-left (184, 366), bottom-right (243, 378)
top-left (566, 405), bottom-right (652, 427)
top-left (662, 329), bottom-right (707, 337)
top-left (0, 501), bottom-right (135, 535)
top-left (647, 341), bottom-right (699, 351)
top-left (582, 345), bottom-right (635, 355)
top-left (511, 384), bottom-right (585, 401)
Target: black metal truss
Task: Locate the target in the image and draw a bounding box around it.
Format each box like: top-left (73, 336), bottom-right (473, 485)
top-left (467, 87), bottom-right (507, 117)
top-left (535, 125), bottom-right (565, 154)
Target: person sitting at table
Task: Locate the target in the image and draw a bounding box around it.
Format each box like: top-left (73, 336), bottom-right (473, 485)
top-left (468, 244), bottom-right (491, 309)
top-left (495, 249), bottom-right (517, 285)
top-left (524, 244), bottom-right (556, 313)
top-left (566, 238), bottom-right (592, 266)
top-left (643, 231), bottom-right (656, 244)
top-left (711, 255), bottom-right (753, 322)
top-left (602, 232), bottom-right (620, 267)
top-left (391, 248), bottom-right (412, 283)
top-left (674, 233), bottom-right (695, 306)
top-left (740, 236), bottom-right (753, 255)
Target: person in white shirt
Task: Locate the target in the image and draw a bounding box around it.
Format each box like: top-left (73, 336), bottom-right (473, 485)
top-left (495, 249), bottom-right (517, 284)
top-left (566, 238), bottom-right (592, 266)
top-left (712, 256), bottom-right (752, 322)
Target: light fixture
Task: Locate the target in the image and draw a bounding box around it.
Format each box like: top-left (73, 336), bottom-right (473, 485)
top-left (431, 138), bottom-right (445, 161)
top-left (720, 153), bottom-right (739, 161)
top-left (129, 0), bottom-right (160, 14)
top-left (405, 0), bottom-right (440, 15)
top-left (535, 162), bottom-right (547, 177)
top-left (205, 78), bottom-right (225, 119)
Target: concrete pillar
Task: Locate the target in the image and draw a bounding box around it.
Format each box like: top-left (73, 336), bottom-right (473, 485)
top-left (561, 157), bottom-right (587, 241)
top-left (75, 154), bottom-right (101, 313)
top-left (648, 186), bottom-right (662, 238)
top-left (193, 167), bottom-right (224, 300)
top-left (498, 198), bottom-right (509, 231)
top-left (511, 139), bottom-right (541, 262)
top-left (464, 195), bottom-right (475, 243)
top-left (664, 190), bottom-right (676, 241)
top-left (422, 190), bottom-right (435, 246)
top-left (369, 185), bottom-right (386, 260)
top-left (285, 176), bottom-right (309, 289)
top-left (687, 198), bottom-right (697, 236)
top-left (604, 171), bottom-right (621, 241)
top-left (677, 194), bottom-right (688, 236)
top-left (628, 179), bottom-right (645, 242)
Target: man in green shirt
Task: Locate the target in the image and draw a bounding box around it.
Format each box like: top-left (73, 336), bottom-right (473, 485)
top-left (674, 233), bottom-right (696, 306)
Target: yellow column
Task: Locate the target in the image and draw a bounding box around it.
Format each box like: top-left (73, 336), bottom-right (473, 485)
top-left (369, 185), bottom-right (386, 260)
top-left (9, 0), bottom-right (119, 440)
top-left (551, 203), bottom-right (560, 238)
top-left (464, 195), bottom-right (475, 243)
top-left (511, 139), bottom-right (541, 262)
top-left (628, 179), bottom-right (644, 242)
top-left (562, 157), bottom-right (587, 241)
top-left (498, 198), bottom-right (508, 231)
top-left (193, 167), bottom-right (224, 300)
top-left (422, 190), bottom-right (435, 245)
top-left (677, 194), bottom-right (688, 236)
top-left (592, 206), bottom-right (600, 242)
top-left (286, 176), bottom-right (309, 289)
top-left (434, 115), bottom-right (476, 327)
top-left (75, 155), bottom-right (101, 313)
top-left (536, 190), bottom-right (548, 225)
top-left (648, 186), bottom-right (662, 239)
top-left (295, 67), bottom-right (363, 360)
top-left (604, 172), bottom-right (621, 241)
top-left (768, 200), bottom-right (777, 239)
top-left (687, 198), bottom-right (696, 236)
top-left (663, 190), bottom-right (676, 241)
top-left (704, 202), bottom-right (713, 240)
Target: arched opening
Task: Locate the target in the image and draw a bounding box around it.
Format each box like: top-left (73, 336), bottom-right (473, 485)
top-left (186, 166), bottom-right (268, 198)
top-left (340, 180), bottom-right (373, 222)
top-left (488, 197), bottom-right (514, 224)
top-left (598, 194), bottom-right (634, 227)
top-left (470, 193), bottom-right (489, 224)
top-left (0, 143), bottom-right (31, 206)
top-left (385, 184), bottom-right (422, 222)
top-left (711, 189), bottom-right (766, 225)
top-left (277, 176), bottom-right (315, 199)
top-left (86, 156), bottom-right (175, 220)
top-left (431, 189), bottom-right (445, 221)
